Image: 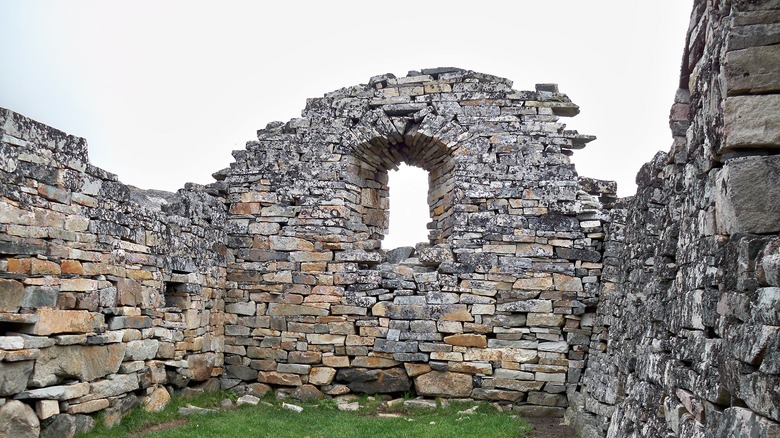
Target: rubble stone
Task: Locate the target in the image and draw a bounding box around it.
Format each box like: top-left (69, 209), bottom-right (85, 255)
top-left (0, 400), bottom-right (40, 438)
top-left (414, 371), bottom-right (473, 397)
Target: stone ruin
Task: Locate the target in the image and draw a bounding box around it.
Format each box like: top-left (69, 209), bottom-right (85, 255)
top-left (0, 1), bottom-right (778, 437)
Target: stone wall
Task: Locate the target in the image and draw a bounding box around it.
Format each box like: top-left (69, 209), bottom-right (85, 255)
top-left (2, 1), bottom-right (779, 435)
top-left (568, 0), bottom-right (780, 436)
top-left (218, 69), bottom-right (613, 414)
top-left (0, 108), bottom-right (226, 436)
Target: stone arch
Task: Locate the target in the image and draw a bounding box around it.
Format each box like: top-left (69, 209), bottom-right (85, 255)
top-left (341, 110), bottom-right (462, 247)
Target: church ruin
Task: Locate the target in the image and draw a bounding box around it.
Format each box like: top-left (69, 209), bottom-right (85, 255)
top-left (1, 1), bottom-right (778, 436)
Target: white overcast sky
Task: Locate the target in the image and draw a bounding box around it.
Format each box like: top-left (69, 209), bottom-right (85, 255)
top-left (1, 1), bottom-right (693, 248)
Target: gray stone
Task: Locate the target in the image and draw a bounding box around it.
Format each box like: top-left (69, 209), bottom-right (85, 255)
top-left (20, 286), bottom-right (59, 309)
top-left (0, 400), bottom-right (40, 438)
top-left (0, 279), bottom-right (25, 312)
top-left (385, 246), bottom-right (415, 263)
top-left (84, 374), bottom-right (139, 400)
top-left (496, 300), bottom-right (552, 313)
top-left (336, 367), bottom-right (411, 394)
top-left (723, 95), bottom-right (780, 150)
top-left (291, 384), bottom-right (326, 401)
top-left (30, 344), bottom-right (125, 387)
top-left (337, 401), bottom-right (360, 411)
top-left (225, 365), bottom-right (258, 381)
top-left (754, 287), bottom-right (780, 325)
top-left (716, 156), bottom-right (780, 234)
top-left (725, 45), bottom-right (780, 95)
top-left (41, 414), bottom-right (96, 438)
top-left (417, 244), bottom-right (455, 267)
top-left (124, 339), bottom-right (159, 361)
top-left (282, 403), bottom-right (303, 413)
top-left (414, 371), bottom-right (473, 398)
top-left (0, 336), bottom-right (24, 350)
top-left (15, 382), bottom-right (90, 400)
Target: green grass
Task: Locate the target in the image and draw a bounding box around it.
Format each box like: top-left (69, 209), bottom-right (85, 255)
top-left (79, 392), bottom-right (532, 438)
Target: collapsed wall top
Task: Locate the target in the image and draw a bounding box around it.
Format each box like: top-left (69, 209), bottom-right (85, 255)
top-left (219, 67), bottom-right (599, 249)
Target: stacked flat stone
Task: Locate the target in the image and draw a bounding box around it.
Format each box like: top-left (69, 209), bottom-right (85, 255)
top-left (569, 1), bottom-right (780, 437)
top-left (0, 109), bottom-right (227, 436)
top-left (220, 67), bottom-right (607, 416)
top-left (3, 1), bottom-right (777, 432)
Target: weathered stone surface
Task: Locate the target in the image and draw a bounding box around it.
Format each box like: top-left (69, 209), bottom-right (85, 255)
top-left (15, 382), bottom-right (90, 400)
top-left (107, 315), bottom-right (152, 330)
top-left (236, 394), bottom-right (260, 406)
top-left (0, 279), bottom-right (25, 312)
top-left (29, 309), bottom-right (104, 336)
top-left (187, 353), bottom-right (216, 381)
top-left (723, 95), bottom-right (780, 150)
top-left (443, 334), bottom-right (487, 348)
top-left (86, 374), bottom-right (139, 400)
top-left (258, 371), bottom-right (302, 386)
top-left (291, 384), bottom-right (326, 401)
top-left (124, 339), bottom-right (159, 361)
top-left (404, 398), bottom-right (438, 409)
top-left (142, 386), bottom-right (171, 413)
top-left (309, 367), bottom-right (337, 385)
top-left (36, 399), bottom-right (60, 420)
top-left (725, 45), bottom-right (780, 95)
top-left (0, 361), bottom-right (33, 397)
top-left (496, 300), bottom-right (552, 313)
top-left (225, 302), bottom-right (256, 316)
top-left (225, 365), bottom-right (258, 381)
top-left (41, 414), bottom-right (95, 438)
top-left (20, 285), bottom-right (58, 309)
top-left (270, 236), bottom-right (314, 251)
top-left (414, 371), bottom-right (473, 397)
top-left (471, 388), bottom-right (523, 402)
top-left (66, 398), bottom-right (110, 414)
top-left (178, 405), bottom-right (218, 415)
top-left (716, 156), bottom-right (780, 234)
top-left (336, 367), bottom-right (411, 394)
top-left (0, 400), bottom-right (40, 438)
top-left (115, 278), bottom-right (142, 306)
top-left (714, 407), bottom-right (780, 437)
top-left (417, 244), bottom-right (454, 267)
top-left (30, 344), bottom-right (126, 386)
top-left (350, 356), bottom-right (399, 369)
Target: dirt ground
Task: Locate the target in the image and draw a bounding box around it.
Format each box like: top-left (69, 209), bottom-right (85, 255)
top-left (525, 417), bottom-right (577, 437)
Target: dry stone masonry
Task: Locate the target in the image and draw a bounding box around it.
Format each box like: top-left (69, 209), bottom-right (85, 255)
top-left (568, 1), bottom-right (780, 437)
top-left (0, 109), bottom-right (228, 436)
top-left (0, 1), bottom-right (779, 436)
top-left (218, 69), bottom-right (606, 413)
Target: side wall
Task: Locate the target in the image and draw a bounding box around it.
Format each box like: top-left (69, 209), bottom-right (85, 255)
top-left (571, 1), bottom-right (780, 436)
top-left (0, 109), bottom-right (226, 436)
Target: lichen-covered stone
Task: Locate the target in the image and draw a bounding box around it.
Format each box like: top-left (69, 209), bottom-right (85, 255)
top-left (414, 371), bottom-right (473, 397)
top-left (336, 367), bottom-right (411, 394)
top-left (2, 5), bottom-right (777, 433)
top-left (0, 361), bottom-right (34, 396)
top-left (0, 400), bottom-right (40, 438)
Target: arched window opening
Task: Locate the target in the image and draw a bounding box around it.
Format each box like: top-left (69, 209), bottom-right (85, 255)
top-left (384, 163), bottom-right (430, 249)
